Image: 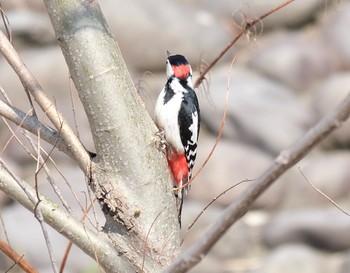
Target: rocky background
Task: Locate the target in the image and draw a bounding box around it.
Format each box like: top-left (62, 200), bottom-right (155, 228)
top-left (1, 1), bottom-right (350, 273)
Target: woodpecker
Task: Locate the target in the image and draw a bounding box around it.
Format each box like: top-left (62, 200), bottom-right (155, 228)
top-left (154, 52), bottom-right (200, 226)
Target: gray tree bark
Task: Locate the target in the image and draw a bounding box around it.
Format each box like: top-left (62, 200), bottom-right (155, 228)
top-left (0, 0), bottom-right (181, 270)
top-left (43, 0), bottom-right (181, 271)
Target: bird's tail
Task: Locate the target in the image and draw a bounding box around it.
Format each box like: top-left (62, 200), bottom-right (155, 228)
top-left (166, 146), bottom-right (191, 227)
top-left (174, 186), bottom-right (184, 228)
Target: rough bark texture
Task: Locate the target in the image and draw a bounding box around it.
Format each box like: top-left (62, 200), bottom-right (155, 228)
top-left (0, 159), bottom-right (136, 272)
top-left (43, 0), bottom-right (181, 271)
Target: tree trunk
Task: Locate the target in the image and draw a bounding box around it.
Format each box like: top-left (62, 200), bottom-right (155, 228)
top-left (43, 0), bottom-right (181, 271)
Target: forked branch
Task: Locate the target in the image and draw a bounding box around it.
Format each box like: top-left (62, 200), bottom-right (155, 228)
top-left (0, 159), bottom-right (136, 272)
top-left (194, 0), bottom-right (295, 88)
top-left (0, 30), bottom-right (90, 174)
top-left (0, 100), bottom-right (73, 158)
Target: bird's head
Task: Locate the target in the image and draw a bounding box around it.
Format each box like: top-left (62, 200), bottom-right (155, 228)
top-left (166, 52), bottom-right (192, 80)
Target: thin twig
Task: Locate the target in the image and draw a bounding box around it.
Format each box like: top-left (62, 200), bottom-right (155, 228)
top-left (36, 129), bottom-right (74, 213)
top-left (298, 167), bottom-right (350, 216)
top-left (2, 91), bottom-right (73, 214)
top-left (0, 134), bottom-right (137, 273)
top-left (0, 110), bottom-right (88, 218)
top-left (187, 179), bottom-right (252, 230)
top-left (4, 155), bottom-right (59, 273)
top-left (1, 107), bottom-right (73, 215)
top-left (0, 240), bottom-right (39, 273)
top-left (59, 242), bottom-right (72, 273)
top-left (69, 76), bottom-right (80, 139)
top-left (33, 149), bottom-right (94, 222)
top-left (59, 197), bottom-right (97, 273)
top-left (0, 3), bottom-right (12, 43)
top-left (181, 179), bottom-right (252, 245)
top-left (0, 86), bottom-right (11, 102)
top-left (175, 57), bottom-right (235, 191)
top-left (141, 208), bottom-right (164, 272)
top-left (0, 109), bottom-right (35, 158)
top-left (0, 215), bottom-right (11, 248)
top-left (0, 100), bottom-right (73, 158)
top-left (33, 133), bottom-right (59, 273)
top-left (193, 0), bottom-right (295, 88)
top-left (165, 92), bottom-right (350, 273)
top-left (0, 30), bottom-right (90, 174)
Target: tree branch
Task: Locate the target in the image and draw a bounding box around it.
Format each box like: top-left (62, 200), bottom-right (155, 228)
top-left (0, 159), bottom-right (138, 272)
top-left (165, 92), bottom-right (350, 272)
top-left (0, 30), bottom-right (90, 174)
top-left (0, 239), bottom-right (38, 273)
top-left (0, 100), bottom-right (74, 158)
top-left (194, 0), bottom-right (295, 89)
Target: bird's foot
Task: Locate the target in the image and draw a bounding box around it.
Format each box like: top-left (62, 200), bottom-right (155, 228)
top-left (154, 128), bottom-right (167, 152)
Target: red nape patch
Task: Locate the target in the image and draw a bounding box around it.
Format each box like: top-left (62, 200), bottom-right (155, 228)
top-left (172, 64), bottom-right (190, 80)
top-left (166, 148), bottom-right (189, 186)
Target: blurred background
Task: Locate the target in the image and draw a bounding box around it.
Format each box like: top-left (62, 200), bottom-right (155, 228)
top-left (1, 0), bottom-right (350, 272)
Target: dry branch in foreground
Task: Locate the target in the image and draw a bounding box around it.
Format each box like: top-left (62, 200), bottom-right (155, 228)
top-left (165, 92), bottom-right (350, 272)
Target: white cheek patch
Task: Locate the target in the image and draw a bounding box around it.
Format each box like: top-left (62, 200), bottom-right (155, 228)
top-left (170, 79), bottom-right (182, 94)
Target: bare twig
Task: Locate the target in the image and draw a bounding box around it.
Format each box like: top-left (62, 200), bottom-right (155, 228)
top-left (0, 109), bottom-right (34, 157)
top-left (0, 107), bottom-right (89, 216)
top-left (59, 242), bottom-right (73, 273)
top-left (0, 159), bottom-right (137, 272)
top-left (141, 209), bottom-right (164, 272)
top-left (59, 197), bottom-right (97, 273)
top-left (176, 57), bottom-right (235, 191)
top-left (298, 167), bottom-right (350, 216)
top-left (69, 76), bottom-right (80, 139)
top-left (2, 125), bottom-right (61, 273)
top-left (28, 146), bottom-right (57, 273)
top-left (0, 95), bottom-right (74, 159)
top-left (193, 0), bottom-right (295, 88)
top-left (0, 30), bottom-right (90, 174)
top-left (181, 179), bottom-right (252, 246)
top-left (165, 92), bottom-right (350, 272)
top-left (35, 130), bottom-right (74, 214)
top-left (1, 91), bottom-right (74, 214)
top-left (0, 215), bottom-right (10, 245)
top-left (187, 179), bottom-right (252, 232)
top-left (0, 240), bottom-right (39, 273)
top-left (0, 3), bottom-right (11, 43)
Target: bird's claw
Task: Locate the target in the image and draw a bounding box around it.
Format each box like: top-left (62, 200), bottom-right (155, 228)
top-left (154, 128), bottom-right (167, 152)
